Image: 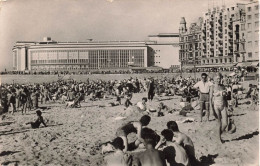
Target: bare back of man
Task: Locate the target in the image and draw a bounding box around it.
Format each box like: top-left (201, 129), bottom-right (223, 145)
top-left (134, 149), bottom-right (166, 166)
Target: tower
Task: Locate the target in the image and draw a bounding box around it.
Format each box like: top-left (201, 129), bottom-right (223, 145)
top-left (179, 17), bottom-right (187, 34)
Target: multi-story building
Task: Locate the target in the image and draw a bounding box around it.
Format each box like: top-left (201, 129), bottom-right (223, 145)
top-left (179, 1), bottom-right (259, 71)
top-left (244, 1), bottom-right (259, 63)
top-left (179, 17), bottom-right (203, 71)
top-left (13, 34), bottom-right (180, 72)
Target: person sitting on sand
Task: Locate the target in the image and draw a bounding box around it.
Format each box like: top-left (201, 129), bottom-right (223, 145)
top-left (157, 102), bottom-right (175, 117)
top-left (124, 94), bottom-right (133, 109)
top-left (132, 132), bottom-right (166, 166)
top-left (167, 121), bottom-right (196, 165)
top-left (101, 96), bottom-right (121, 107)
top-left (136, 97), bottom-right (148, 112)
top-left (104, 137), bottom-right (132, 166)
top-left (116, 115), bottom-right (151, 152)
top-left (25, 110), bottom-right (47, 129)
top-left (155, 129), bottom-right (190, 166)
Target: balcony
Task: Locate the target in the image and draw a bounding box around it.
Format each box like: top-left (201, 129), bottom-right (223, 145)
top-left (210, 34), bottom-right (214, 39)
top-left (218, 33), bottom-right (223, 38)
top-left (210, 20), bottom-right (214, 26)
top-left (228, 38), bottom-right (233, 43)
top-left (210, 41), bottom-right (214, 45)
top-left (218, 26), bottom-right (223, 31)
top-left (209, 27), bottom-right (214, 32)
top-left (234, 39), bottom-right (239, 43)
top-left (202, 29), bottom-right (206, 34)
top-left (228, 32), bottom-right (233, 36)
top-left (219, 47), bottom-right (223, 51)
top-left (218, 19), bottom-right (222, 24)
top-left (210, 47), bottom-right (214, 52)
top-left (240, 38), bottom-right (246, 43)
top-left (218, 40), bottom-right (223, 45)
top-left (228, 24), bottom-right (233, 30)
top-left (234, 31), bottom-right (239, 34)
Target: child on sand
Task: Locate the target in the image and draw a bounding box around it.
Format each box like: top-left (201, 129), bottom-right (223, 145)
top-left (25, 110), bottom-right (47, 128)
top-left (156, 129), bottom-right (190, 166)
top-left (124, 94), bottom-right (133, 109)
top-left (132, 132), bottom-right (166, 166)
top-left (104, 137), bottom-right (132, 166)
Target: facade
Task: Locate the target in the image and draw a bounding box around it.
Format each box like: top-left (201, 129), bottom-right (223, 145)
top-left (147, 33), bottom-right (180, 69)
top-left (13, 35), bottom-right (180, 71)
top-left (244, 1), bottom-right (259, 62)
top-left (179, 17), bottom-right (203, 71)
top-left (179, 1), bottom-right (259, 71)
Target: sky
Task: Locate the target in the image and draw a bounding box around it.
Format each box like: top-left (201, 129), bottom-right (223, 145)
top-left (0, 0), bottom-right (249, 71)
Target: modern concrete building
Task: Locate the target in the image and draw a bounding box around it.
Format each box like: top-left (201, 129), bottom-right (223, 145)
top-left (12, 34), bottom-right (180, 72)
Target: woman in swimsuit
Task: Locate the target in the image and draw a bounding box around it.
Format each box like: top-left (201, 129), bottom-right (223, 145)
top-left (210, 73), bottom-right (228, 143)
top-left (116, 115), bottom-right (151, 152)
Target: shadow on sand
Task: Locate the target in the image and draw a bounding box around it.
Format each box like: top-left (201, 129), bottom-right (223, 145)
top-left (198, 154), bottom-right (218, 166)
top-left (0, 151), bottom-right (21, 157)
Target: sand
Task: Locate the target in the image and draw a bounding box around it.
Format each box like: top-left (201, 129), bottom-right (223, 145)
top-left (0, 90), bottom-right (259, 166)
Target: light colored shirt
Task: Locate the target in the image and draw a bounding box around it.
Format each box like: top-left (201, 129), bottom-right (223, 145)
top-left (193, 81), bottom-right (213, 93)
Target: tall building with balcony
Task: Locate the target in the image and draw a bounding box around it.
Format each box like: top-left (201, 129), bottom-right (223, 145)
top-left (200, 5), bottom-right (245, 68)
top-left (179, 17), bottom-right (203, 71)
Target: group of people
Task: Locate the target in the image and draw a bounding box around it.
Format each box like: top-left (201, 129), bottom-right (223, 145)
top-left (105, 115), bottom-right (195, 166)
top-left (0, 72), bottom-right (258, 165)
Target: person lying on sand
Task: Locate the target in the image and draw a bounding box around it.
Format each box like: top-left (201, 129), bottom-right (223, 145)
top-left (167, 121), bottom-right (196, 165)
top-left (99, 96), bottom-right (121, 107)
top-left (157, 102), bottom-right (176, 117)
top-left (132, 132), bottom-right (166, 166)
top-left (116, 115), bottom-right (151, 152)
top-left (155, 129), bottom-right (190, 166)
top-left (25, 110), bottom-right (47, 129)
top-left (104, 137), bottom-right (132, 166)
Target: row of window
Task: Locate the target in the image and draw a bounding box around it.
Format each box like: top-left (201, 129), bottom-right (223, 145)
top-left (201, 58), bottom-right (232, 64)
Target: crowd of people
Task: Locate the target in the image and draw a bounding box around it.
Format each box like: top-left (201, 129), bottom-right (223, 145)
top-left (0, 71), bottom-right (258, 165)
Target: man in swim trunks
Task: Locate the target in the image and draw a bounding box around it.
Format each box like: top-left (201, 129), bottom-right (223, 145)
top-left (193, 73), bottom-right (213, 122)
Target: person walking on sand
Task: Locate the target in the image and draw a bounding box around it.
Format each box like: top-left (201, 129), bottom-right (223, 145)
top-left (210, 72), bottom-right (236, 144)
top-left (147, 77), bottom-right (155, 101)
top-left (193, 73), bottom-right (213, 122)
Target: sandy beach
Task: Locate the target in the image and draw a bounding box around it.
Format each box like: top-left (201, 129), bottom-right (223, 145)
top-left (0, 85), bottom-right (259, 166)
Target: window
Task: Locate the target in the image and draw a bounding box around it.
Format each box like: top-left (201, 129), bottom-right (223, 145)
top-left (255, 41), bottom-right (259, 46)
top-left (255, 22), bottom-right (259, 28)
top-left (225, 29), bottom-right (227, 34)
top-left (241, 24), bottom-right (245, 30)
top-left (247, 15), bottom-right (252, 20)
top-left (248, 52), bottom-right (252, 58)
top-left (248, 7), bottom-right (251, 12)
top-left (248, 23), bottom-right (252, 29)
top-left (248, 31), bottom-right (252, 38)
top-left (215, 59), bottom-right (218, 63)
top-left (255, 5), bottom-right (259, 10)
top-left (225, 43), bottom-right (227, 48)
top-left (224, 15), bottom-right (227, 20)
top-left (225, 22), bottom-right (227, 27)
top-left (255, 13), bottom-right (259, 19)
top-left (220, 59), bottom-right (222, 63)
top-left (248, 41), bottom-right (252, 48)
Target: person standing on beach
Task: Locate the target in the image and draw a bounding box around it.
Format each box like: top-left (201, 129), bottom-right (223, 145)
top-left (147, 78), bottom-right (155, 101)
top-left (193, 73), bottom-right (213, 122)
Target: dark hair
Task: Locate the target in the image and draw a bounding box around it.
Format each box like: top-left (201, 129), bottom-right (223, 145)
top-left (167, 121), bottom-right (179, 132)
top-left (142, 97), bottom-right (148, 102)
top-left (140, 115), bottom-right (151, 126)
top-left (36, 110), bottom-right (42, 116)
top-left (161, 129), bottom-right (173, 141)
top-left (201, 73), bottom-right (208, 77)
top-left (141, 127), bottom-right (160, 144)
top-left (111, 137), bottom-right (124, 150)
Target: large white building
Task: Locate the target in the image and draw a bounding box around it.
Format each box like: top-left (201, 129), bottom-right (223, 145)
top-left (13, 35), bottom-right (180, 72)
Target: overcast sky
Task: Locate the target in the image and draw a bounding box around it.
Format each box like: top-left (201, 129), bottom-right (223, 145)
top-left (0, 0), bottom-right (248, 71)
